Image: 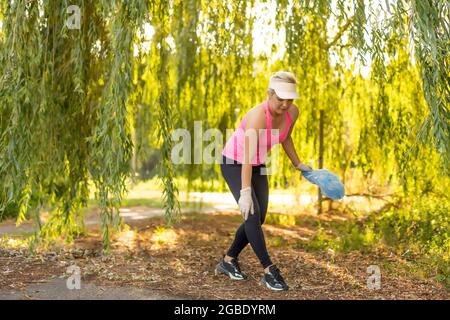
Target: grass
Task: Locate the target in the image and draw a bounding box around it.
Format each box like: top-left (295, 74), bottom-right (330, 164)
top-left (263, 202), bottom-right (450, 289)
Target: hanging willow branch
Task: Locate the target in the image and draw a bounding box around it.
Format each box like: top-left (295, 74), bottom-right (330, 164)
top-left (88, 1), bottom-right (146, 251)
top-left (151, 0), bottom-right (181, 225)
top-left (409, 0), bottom-right (449, 171)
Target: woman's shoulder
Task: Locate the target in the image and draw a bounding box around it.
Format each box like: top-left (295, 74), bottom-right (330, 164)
top-left (287, 104), bottom-right (299, 121)
top-left (244, 103), bottom-right (266, 128)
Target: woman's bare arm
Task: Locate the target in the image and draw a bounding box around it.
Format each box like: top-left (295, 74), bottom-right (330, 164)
top-left (241, 107), bottom-right (266, 188)
top-left (281, 105), bottom-right (304, 167)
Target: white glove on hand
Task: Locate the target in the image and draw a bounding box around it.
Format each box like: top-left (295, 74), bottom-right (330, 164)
top-left (296, 163), bottom-right (313, 172)
top-left (238, 187), bottom-right (254, 221)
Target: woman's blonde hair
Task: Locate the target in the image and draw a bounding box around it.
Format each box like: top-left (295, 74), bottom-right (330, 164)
top-left (268, 71), bottom-right (297, 96)
top-left (270, 71), bottom-right (297, 84)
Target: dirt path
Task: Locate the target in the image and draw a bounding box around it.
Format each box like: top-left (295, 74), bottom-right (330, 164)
top-left (0, 278), bottom-right (182, 300)
top-left (0, 210), bottom-right (448, 300)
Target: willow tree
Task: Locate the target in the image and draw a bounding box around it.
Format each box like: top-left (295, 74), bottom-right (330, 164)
top-left (136, 0), bottom-right (259, 194)
top-left (132, 0), bottom-right (448, 197)
top-left (270, 0), bottom-right (448, 187)
top-left (0, 0), bottom-right (448, 249)
top-left (0, 0), bottom-right (146, 250)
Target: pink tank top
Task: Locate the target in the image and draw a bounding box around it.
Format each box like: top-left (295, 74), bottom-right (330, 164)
top-left (222, 100), bottom-right (293, 165)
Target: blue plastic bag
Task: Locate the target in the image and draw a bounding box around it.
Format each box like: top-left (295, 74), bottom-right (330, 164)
top-left (301, 169), bottom-right (345, 200)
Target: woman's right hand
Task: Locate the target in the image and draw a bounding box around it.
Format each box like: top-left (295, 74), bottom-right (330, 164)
top-left (296, 163), bottom-right (313, 172)
top-left (238, 187), bottom-right (254, 220)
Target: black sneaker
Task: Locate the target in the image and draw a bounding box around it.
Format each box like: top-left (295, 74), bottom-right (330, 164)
top-left (261, 265), bottom-right (289, 291)
top-left (214, 257), bottom-right (247, 280)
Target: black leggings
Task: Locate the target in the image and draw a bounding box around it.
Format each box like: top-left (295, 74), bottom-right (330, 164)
top-left (220, 155), bottom-right (273, 269)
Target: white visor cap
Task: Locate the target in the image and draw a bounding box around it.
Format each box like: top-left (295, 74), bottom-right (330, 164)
top-left (269, 79), bottom-right (300, 100)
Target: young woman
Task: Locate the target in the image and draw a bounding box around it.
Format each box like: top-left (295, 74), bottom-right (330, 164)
top-left (216, 71), bottom-right (313, 291)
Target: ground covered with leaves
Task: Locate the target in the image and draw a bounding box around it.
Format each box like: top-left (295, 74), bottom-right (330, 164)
top-left (0, 210), bottom-right (448, 300)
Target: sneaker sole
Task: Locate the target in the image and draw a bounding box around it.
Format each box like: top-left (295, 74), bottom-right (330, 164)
top-left (260, 278), bottom-right (288, 291)
top-left (214, 264), bottom-right (246, 281)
